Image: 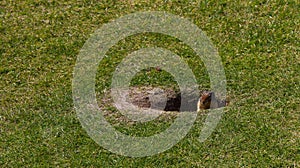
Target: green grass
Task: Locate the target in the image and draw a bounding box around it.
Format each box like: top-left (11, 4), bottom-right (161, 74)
top-left (1, 0), bottom-right (299, 167)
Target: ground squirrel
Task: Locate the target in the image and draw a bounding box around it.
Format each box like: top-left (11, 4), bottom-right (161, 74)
top-left (197, 91), bottom-right (229, 111)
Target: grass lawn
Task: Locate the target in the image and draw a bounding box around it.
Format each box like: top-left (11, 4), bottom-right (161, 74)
top-left (1, 0), bottom-right (299, 167)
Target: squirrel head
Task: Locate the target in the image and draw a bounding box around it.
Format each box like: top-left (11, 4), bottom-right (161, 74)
top-left (199, 91), bottom-right (214, 110)
top-left (198, 91), bottom-right (230, 110)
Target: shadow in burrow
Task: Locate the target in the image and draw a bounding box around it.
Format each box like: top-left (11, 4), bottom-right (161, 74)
top-left (129, 87), bottom-right (199, 112)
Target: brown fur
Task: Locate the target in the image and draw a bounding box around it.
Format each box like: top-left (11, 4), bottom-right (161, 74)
top-left (197, 91), bottom-right (229, 111)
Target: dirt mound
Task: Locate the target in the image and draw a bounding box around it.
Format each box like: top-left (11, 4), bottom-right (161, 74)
top-left (128, 86), bottom-right (198, 112)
